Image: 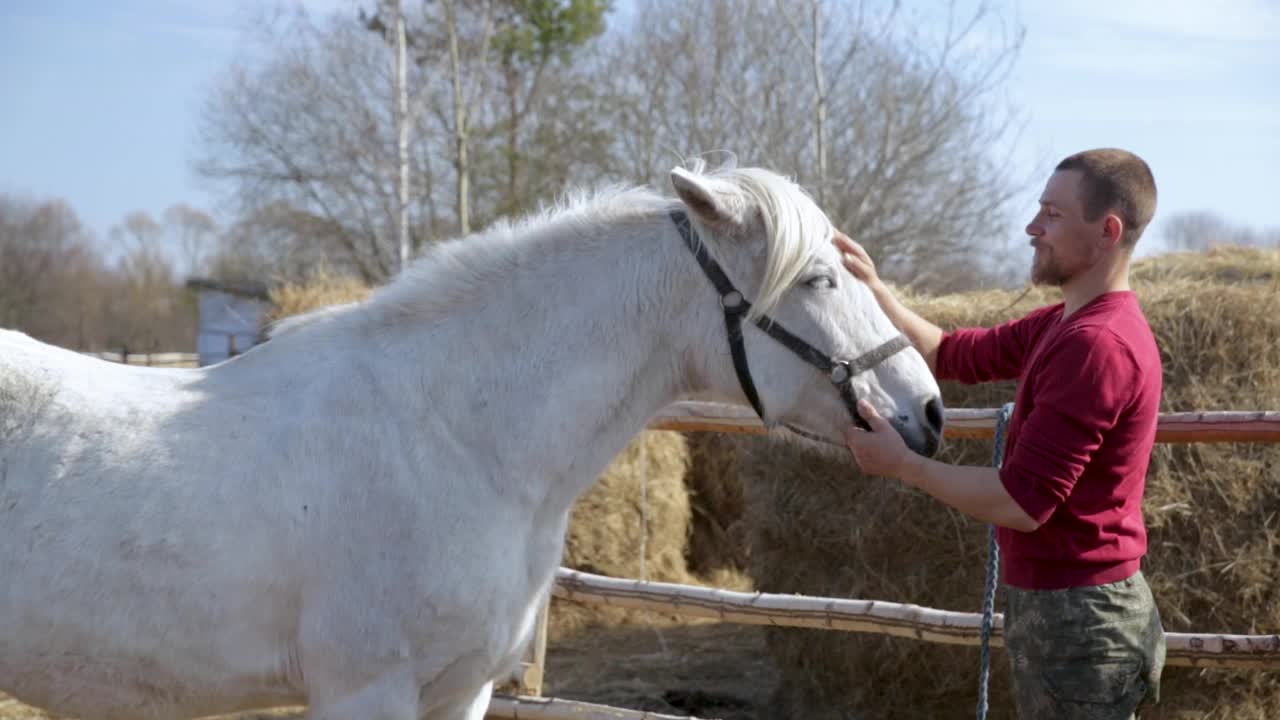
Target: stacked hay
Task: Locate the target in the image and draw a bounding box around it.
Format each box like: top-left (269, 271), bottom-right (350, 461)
top-left (264, 269), bottom-right (372, 324)
top-left (685, 432), bottom-right (752, 575)
top-left (710, 247), bottom-right (1280, 719)
top-left (262, 271), bottom-right (718, 641)
top-left (551, 428), bottom-right (709, 640)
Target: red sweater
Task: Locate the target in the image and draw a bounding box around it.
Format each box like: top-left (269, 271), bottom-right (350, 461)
top-left (936, 291), bottom-right (1163, 590)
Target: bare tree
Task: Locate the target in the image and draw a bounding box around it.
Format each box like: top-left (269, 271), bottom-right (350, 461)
top-left (777, 0), bottom-right (843, 207)
top-left (441, 0), bottom-right (496, 236)
top-left (197, 7), bottom-right (410, 282)
top-left (0, 194), bottom-right (105, 348)
top-left (362, 0), bottom-right (415, 272)
top-left (1, 195), bottom-right (196, 352)
top-left (199, 3), bottom-right (518, 281)
top-left (107, 210), bottom-right (194, 353)
top-left (594, 0), bottom-right (1024, 292)
top-left (199, 0), bottom-right (1024, 292)
top-left (1161, 210), bottom-right (1280, 252)
top-left (163, 203), bottom-right (219, 277)
top-left (392, 0), bottom-right (412, 270)
top-left (111, 210), bottom-right (164, 253)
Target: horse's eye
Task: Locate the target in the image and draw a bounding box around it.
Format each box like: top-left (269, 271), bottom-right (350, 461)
top-left (805, 274), bottom-right (836, 290)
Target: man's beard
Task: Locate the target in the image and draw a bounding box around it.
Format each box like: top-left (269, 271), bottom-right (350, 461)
top-left (1031, 246), bottom-right (1072, 287)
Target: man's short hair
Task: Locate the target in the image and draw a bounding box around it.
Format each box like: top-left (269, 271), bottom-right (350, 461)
top-left (1056, 149), bottom-right (1157, 248)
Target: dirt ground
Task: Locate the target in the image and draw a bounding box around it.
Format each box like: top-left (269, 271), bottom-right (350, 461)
top-left (0, 622), bottom-right (774, 720)
top-left (542, 622), bottom-right (775, 719)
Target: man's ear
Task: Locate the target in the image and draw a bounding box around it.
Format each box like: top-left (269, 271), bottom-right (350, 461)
top-left (671, 167), bottom-right (737, 227)
top-left (1102, 213), bottom-right (1125, 248)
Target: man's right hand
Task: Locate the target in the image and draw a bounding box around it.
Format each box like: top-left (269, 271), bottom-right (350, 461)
top-left (834, 232), bottom-right (885, 294)
top-left (832, 230), bottom-right (944, 374)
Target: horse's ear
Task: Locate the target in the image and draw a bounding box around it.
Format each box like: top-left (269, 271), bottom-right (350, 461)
top-left (671, 167), bottom-right (734, 227)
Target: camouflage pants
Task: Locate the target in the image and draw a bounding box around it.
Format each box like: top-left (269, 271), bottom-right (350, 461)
top-left (1003, 571), bottom-right (1166, 719)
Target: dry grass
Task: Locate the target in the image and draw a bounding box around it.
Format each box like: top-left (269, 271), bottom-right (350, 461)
top-left (545, 622), bottom-right (775, 719)
top-left (264, 268), bottom-right (371, 325)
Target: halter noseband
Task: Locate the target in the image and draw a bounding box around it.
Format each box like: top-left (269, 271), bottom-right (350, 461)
top-left (671, 209), bottom-right (911, 433)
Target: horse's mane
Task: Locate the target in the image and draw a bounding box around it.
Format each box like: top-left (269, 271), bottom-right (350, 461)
top-left (267, 162), bottom-right (832, 340)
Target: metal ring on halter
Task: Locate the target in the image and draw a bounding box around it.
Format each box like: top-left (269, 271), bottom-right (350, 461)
top-left (721, 291), bottom-right (744, 310)
top-left (829, 362), bottom-right (851, 385)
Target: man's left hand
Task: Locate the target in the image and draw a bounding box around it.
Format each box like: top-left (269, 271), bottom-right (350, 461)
top-left (845, 399), bottom-right (915, 479)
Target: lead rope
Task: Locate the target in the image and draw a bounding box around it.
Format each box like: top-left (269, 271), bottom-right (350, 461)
top-left (978, 402), bottom-right (1015, 720)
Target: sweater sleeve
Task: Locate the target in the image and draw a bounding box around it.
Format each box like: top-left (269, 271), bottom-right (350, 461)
top-left (998, 328), bottom-right (1139, 524)
top-left (935, 307), bottom-right (1052, 383)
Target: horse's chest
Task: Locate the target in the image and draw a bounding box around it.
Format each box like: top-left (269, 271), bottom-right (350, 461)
top-left (431, 522), bottom-right (563, 679)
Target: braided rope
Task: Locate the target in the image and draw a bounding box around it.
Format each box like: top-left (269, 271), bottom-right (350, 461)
top-left (978, 402), bottom-right (1015, 719)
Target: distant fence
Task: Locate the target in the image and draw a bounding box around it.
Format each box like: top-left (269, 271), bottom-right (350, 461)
top-left (83, 351), bottom-right (200, 368)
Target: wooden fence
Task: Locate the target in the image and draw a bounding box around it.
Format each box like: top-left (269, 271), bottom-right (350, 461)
top-left (499, 402), bottom-right (1280, 718)
top-left (83, 350), bottom-right (200, 368)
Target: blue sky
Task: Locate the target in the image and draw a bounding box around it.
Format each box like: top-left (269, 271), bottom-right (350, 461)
top-left (1, 0), bottom-right (1277, 259)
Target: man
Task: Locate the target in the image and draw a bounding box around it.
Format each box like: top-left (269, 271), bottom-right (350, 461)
top-left (839, 148), bottom-right (1166, 719)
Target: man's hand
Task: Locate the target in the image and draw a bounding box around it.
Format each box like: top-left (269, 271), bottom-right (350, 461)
top-left (833, 230), bottom-right (944, 374)
top-left (845, 399), bottom-right (916, 479)
top-left (833, 232), bottom-right (885, 294)
top-left (848, 400), bottom-right (1042, 532)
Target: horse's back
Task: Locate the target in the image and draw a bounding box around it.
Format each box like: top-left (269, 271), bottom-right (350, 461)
top-left (0, 330), bottom-right (304, 718)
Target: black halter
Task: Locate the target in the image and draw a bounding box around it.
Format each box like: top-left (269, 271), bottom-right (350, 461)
top-left (671, 209), bottom-right (911, 432)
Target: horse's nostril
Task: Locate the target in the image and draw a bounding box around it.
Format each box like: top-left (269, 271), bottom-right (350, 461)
top-left (924, 396), bottom-right (945, 436)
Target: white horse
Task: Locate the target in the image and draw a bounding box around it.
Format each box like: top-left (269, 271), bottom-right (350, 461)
top-left (0, 163), bottom-right (943, 720)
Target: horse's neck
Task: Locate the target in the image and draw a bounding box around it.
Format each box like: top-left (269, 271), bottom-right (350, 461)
top-left (384, 214), bottom-right (699, 517)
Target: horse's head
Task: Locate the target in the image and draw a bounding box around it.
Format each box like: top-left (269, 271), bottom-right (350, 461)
top-left (670, 163), bottom-right (943, 457)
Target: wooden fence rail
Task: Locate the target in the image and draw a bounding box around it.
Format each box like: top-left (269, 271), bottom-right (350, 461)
top-left (650, 401), bottom-right (1280, 443)
top-left (553, 569), bottom-right (1280, 670)
top-left (489, 695), bottom-right (709, 719)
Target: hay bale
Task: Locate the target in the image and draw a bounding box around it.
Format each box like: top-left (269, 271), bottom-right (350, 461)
top-left (684, 432), bottom-right (751, 575)
top-left (551, 430), bottom-right (702, 640)
top-left (729, 248), bottom-right (1280, 719)
top-left (1130, 244), bottom-right (1280, 286)
top-left (265, 269), bottom-right (371, 324)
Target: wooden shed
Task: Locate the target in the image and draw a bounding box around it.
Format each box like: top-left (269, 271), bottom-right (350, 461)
top-left (185, 277), bottom-right (271, 367)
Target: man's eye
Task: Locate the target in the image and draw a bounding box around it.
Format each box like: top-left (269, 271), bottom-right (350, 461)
top-left (806, 275), bottom-right (836, 289)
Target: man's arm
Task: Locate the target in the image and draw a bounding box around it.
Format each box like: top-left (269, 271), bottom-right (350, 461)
top-left (898, 455), bottom-right (1041, 532)
top-left (835, 234), bottom-right (943, 373)
top-left (846, 399), bottom-right (1041, 532)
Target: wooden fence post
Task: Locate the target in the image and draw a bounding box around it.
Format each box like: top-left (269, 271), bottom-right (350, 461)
top-left (517, 601), bottom-right (550, 697)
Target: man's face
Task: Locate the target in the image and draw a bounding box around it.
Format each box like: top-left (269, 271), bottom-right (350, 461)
top-left (1025, 170), bottom-right (1103, 286)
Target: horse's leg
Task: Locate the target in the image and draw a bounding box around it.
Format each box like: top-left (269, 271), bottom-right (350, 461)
top-left (419, 680), bottom-right (493, 720)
